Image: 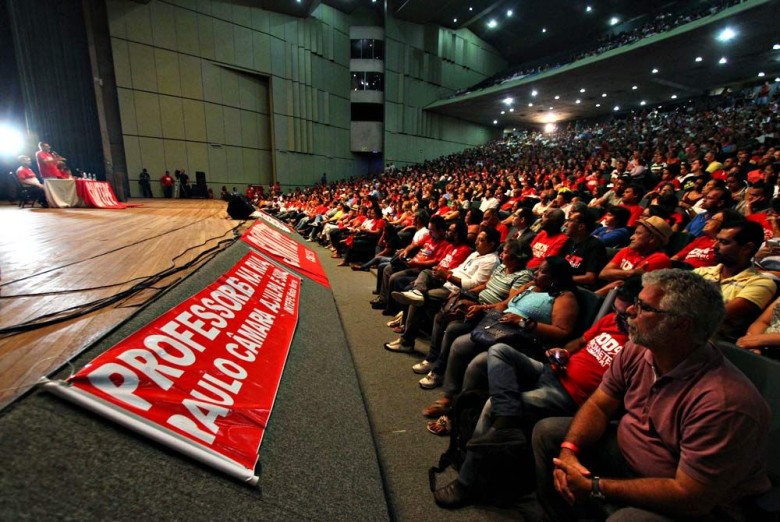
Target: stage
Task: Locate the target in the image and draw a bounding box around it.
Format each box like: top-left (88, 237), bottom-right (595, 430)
top-left (0, 199), bottom-right (244, 410)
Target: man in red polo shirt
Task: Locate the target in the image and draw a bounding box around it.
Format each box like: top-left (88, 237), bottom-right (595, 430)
top-left (35, 142), bottom-right (67, 179)
top-left (528, 208), bottom-right (568, 270)
top-left (16, 154), bottom-right (47, 206)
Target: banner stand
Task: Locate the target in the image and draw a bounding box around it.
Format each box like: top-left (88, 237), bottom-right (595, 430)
top-left (40, 378), bottom-right (260, 486)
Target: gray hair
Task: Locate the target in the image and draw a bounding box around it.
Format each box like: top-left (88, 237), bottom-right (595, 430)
top-left (642, 269), bottom-right (725, 344)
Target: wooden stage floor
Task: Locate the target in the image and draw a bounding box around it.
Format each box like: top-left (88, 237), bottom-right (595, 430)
top-left (0, 198), bottom-right (244, 411)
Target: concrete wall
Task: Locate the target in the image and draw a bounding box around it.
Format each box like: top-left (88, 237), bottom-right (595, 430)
top-left (384, 20), bottom-right (506, 167)
top-left (106, 0), bottom-right (356, 196)
top-left (105, 0), bottom-right (506, 196)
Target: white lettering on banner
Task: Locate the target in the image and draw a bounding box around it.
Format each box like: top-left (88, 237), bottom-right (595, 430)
top-left (283, 278), bottom-right (299, 314)
top-left (247, 225), bottom-right (301, 267)
top-left (117, 349), bottom-right (184, 390)
top-left (87, 362), bottom-right (153, 411)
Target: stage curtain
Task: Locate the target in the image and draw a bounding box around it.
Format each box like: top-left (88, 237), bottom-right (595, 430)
top-left (6, 0), bottom-right (104, 177)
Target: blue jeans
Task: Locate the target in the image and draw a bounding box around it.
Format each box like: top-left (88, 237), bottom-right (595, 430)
top-left (487, 343), bottom-right (577, 419)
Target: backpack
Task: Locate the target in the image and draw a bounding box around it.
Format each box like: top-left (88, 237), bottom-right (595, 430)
top-left (428, 390), bottom-right (536, 506)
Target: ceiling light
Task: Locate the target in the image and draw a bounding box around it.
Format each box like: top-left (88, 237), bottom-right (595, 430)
top-left (549, 106), bottom-right (553, 110)
top-left (719, 56), bottom-right (728, 64)
top-left (528, 103), bottom-right (533, 107)
top-left (758, 72), bottom-right (766, 77)
top-left (586, 6), bottom-right (592, 12)
top-left (507, 9), bottom-right (513, 17)
top-left (632, 85), bottom-right (638, 90)
top-left (717, 27), bottom-right (736, 42)
top-left (503, 97), bottom-right (514, 105)
top-left (640, 101), bottom-right (646, 106)
top-left (469, 6), bottom-right (473, 11)
top-left (609, 17), bottom-right (619, 26)
top-left (776, 78), bottom-right (780, 82)
top-left (575, 99), bottom-right (581, 104)
top-left (509, 108), bottom-right (514, 112)
top-left (580, 88), bottom-right (586, 93)
top-left (453, 18), bottom-right (458, 23)
top-left (596, 103), bottom-right (601, 107)
top-left (671, 94), bottom-right (677, 99)
top-left (493, 120), bottom-right (498, 124)
top-left (601, 93), bottom-right (607, 97)
top-left (695, 56), bottom-right (703, 62)
top-left (774, 44), bottom-right (780, 50)
top-left (613, 106), bottom-right (620, 111)
top-left (544, 123), bottom-right (556, 133)
top-left (542, 28), bottom-right (547, 33)
top-left (487, 19), bottom-right (497, 28)
top-left (501, 110), bottom-right (506, 114)
top-left (531, 90), bottom-right (538, 96)
top-left (652, 68), bottom-right (659, 74)
top-left (554, 95), bottom-right (560, 100)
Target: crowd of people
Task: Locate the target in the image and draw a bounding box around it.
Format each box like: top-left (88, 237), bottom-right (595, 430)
top-left (261, 89), bottom-right (779, 519)
top-left (456, 0), bottom-right (744, 97)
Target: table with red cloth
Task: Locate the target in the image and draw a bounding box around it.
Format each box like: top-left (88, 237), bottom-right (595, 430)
top-left (44, 178), bottom-right (126, 209)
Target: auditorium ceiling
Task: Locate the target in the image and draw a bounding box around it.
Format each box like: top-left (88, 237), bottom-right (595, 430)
top-left (258, 0), bottom-right (779, 127)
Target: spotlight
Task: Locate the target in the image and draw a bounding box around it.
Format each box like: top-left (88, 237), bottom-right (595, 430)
top-left (0, 124), bottom-right (25, 158)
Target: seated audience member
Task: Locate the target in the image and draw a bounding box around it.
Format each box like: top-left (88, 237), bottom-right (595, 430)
top-left (15, 155), bottom-right (47, 207)
top-left (560, 209), bottom-right (607, 289)
top-left (678, 174), bottom-right (706, 212)
top-left (743, 182), bottom-right (774, 238)
top-left (433, 278), bottom-right (641, 509)
top-left (683, 185), bottom-right (733, 237)
top-left (597, 216), bottom-right (672, 294)
top-left (371, 215), bottom-right (450, 315)
top-left (411, 240), bottom-right (534, 388)
top-left (590, 205), bottom-right (631, 247)
top-left (386, 227), bottom-right (499, 352)
top-left (694, 220), bottom-right (777, 342)
top-left (481, 208), bottom-right (509, 243)
top-left (528, 209), bottom-right (568, 270)
top-left (464, 208), bottom-right (484, 246)
top-left (588, 175), bottom-right (627, 209)
top-left (337, 206), bottom-right (386, 266)
top-left (671, 209), bottom-right (744, 268)
top-left (422, 257), bottom-right (578, 420)
top-left (619, 183), bottom-right (644, 227)
top-left (371, 210), bottom-right (429, 293)
top-left (737, 294), bottom-right (780, 359)
top-left (534, 269), bottom-right (771, 522)
top-left (507, 207), bottom-right (536, 248)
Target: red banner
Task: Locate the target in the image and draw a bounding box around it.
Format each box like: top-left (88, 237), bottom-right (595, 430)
top-left (68, 252), bottom-right (300, 473)
top-left (256, 210), bottom-right (294, 233)
top-left (76, 179), bottom-right (127, 209)
top-left (241, 221), bottom-right (330, 288)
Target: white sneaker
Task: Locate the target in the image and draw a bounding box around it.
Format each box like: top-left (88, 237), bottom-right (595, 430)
top-left (412, 360), bottom-right (433, 374)
top-left (384, 338), bottom-right (414, 352)
top-left (412, 360), bottom-right (433, 375)
top-left (392, 289), bottom-right (424, 306)
top-left (419, 371), bottom-right (442, 389)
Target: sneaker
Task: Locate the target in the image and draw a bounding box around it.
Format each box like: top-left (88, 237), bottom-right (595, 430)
top-left (386, 311), bottom-right (404, 327)
top-left (392, 289), bottom-right (424, 306)
top-left (419, 371), bottom-right (442, 389)
top-left (384, 338), bottom-right (414, 352)
top-left (412, 360), bottom-right (433, 374)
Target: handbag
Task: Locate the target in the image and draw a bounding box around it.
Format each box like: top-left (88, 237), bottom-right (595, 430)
top-left (440, 290), bottom-right (481, 323)
top-left (470, 309), bottom-right (539, 350)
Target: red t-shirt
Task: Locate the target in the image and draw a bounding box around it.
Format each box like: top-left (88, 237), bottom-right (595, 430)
top-left (675, 236), bottom-right (716, 268)
top-left (16, 166), bottom-right (37, 183)
top-left (438, 244), bottom-right (473, 271)
top-left (610, 248), bottom-right (671, 272)
top-left (621, 203), bottom-right (644, 227)
top-left (36, 150), bottom-right (65, 179)
top-left (558, 313), bottom-right (628, 405)
top-left (747, 213), bottom-right (774, 241)
top-left (528, 231), bottom-right (569, 269)
top-left (411, 237), bottom-right (451, 266)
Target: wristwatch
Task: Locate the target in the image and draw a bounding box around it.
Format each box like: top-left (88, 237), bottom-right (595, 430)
top-left (590, 476), bottom-right (606, 501)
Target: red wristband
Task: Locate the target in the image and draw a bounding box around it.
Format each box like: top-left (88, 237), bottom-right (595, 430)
top-left (560, 441), bottom-right (580, 454)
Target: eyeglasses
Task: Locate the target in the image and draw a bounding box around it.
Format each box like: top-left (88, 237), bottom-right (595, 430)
top-left (633, 297), bottom-right (675, 316)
